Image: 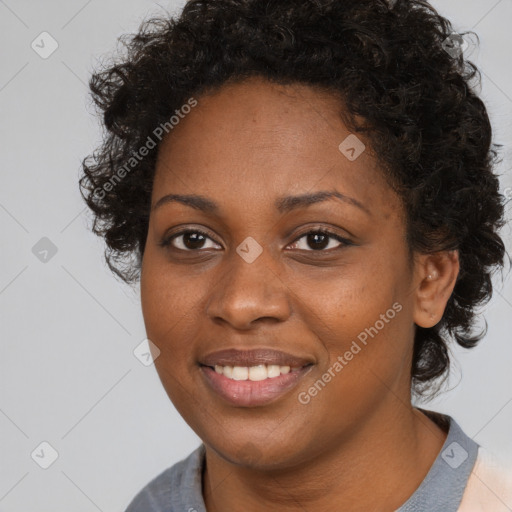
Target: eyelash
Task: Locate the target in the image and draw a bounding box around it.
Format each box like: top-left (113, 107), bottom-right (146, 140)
top-left (158, 227), bottom-right (353, 253)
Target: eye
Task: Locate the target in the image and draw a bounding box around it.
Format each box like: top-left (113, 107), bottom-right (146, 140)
top-left (159, 229), bottom-right (221, 251)
top-left (287, 229), bottom-right (352, 252)
top-left (159, 227), bottom-right (353, 253)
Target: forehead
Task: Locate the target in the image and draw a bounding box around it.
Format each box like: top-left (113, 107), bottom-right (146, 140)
top-left (153, 77), bottom-right (399, 219)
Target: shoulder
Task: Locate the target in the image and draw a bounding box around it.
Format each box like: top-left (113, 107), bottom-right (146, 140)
top-left (458, 446), bottom-right (512, 512)
top-left (124, 445), bottom-right (205, 512)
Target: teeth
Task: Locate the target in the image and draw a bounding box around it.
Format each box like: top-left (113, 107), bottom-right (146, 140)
top-left (249, 365), bottom-right (267, 381)
top-left (267, 365), bottom-right (281, 378)
top-left (211, 364), bottom-right (293, 381)
top-left (232, 366), bottom-right (248, 380)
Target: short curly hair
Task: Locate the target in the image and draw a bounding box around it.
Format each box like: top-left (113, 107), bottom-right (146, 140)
top-left (79, 0), bottom-right (507, 397)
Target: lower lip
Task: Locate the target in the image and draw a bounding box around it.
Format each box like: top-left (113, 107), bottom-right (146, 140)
top-left (200, 365), bottom-right (313, 407)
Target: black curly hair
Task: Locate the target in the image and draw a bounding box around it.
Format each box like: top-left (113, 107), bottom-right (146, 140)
top-left (79, 0), bottom-right (507, 397)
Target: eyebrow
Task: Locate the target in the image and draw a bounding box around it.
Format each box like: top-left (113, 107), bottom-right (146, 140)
top-left (152, 190), bottom-right (371, 216)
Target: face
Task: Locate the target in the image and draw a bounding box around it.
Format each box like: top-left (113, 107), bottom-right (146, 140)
top-left (140, 76), bottom-right (420, 469)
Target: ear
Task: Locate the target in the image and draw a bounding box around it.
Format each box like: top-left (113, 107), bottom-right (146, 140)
top-left (412, 250), bottom-right (460, 328)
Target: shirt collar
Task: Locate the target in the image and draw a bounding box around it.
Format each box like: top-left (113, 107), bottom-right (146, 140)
top-left (177, 409), bottom-right (479, 512)
top-left (397, 408), bottom-right (479, 512)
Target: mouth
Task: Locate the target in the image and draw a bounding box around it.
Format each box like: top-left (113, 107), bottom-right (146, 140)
top-left (208, 363), bottom-right (303, 380)
top-left (198, 348), bottom-right (314, 407)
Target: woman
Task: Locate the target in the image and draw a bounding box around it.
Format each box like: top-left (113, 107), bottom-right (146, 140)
top-left (80, 0), bottom-right (512, 510)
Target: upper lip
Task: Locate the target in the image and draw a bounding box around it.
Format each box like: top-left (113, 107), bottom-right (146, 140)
top-left (200, 348), bottom-right (313, 368)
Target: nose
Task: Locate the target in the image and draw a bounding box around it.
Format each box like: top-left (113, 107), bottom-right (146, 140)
top-left (205, 243), bottom-right (292, 330)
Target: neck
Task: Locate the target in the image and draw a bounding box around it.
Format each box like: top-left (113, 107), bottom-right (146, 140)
top-left (202, 404), bottom-right (447, 512)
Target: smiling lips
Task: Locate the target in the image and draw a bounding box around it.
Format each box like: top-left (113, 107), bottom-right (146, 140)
top-left (214, 363), bottom-right (293, 381)
top-left (199, 348), bottom-right (314, 407)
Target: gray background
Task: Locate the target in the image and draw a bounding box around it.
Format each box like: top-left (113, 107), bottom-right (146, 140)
top-left (1, 0), bottom-right (511, 510)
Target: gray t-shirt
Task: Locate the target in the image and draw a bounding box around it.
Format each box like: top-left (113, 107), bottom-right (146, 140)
top-left (125, 410), bottom-right (479, 511)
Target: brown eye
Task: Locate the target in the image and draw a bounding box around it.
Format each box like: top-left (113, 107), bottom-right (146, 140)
top-left (159, 229), bottom-right (221, 251)
top-left (288, 230), bottom-right (352, 252)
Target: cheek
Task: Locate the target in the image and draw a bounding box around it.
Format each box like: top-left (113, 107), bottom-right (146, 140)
top-left (141, 252), bottom-right (200, 336)
top-left (332, 312), bottom-right (411, 412)
top-left (292, 263), bottom-right (411, 396)
top-left (140, 255), bottom-right (202, 388)
top-left (141, 259), bottom-right (208, 427)
top-left (292, 261), bottom-right (398, 342)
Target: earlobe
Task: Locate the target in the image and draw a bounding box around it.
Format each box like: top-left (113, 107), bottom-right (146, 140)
top-left (413, 250), bottom-right (460, 328)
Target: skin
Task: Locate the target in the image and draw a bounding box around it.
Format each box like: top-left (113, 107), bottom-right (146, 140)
top-left (140, 76), bottom-right (460, 511)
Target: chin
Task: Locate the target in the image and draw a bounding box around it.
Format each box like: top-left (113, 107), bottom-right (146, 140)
top-left (206, 435), bottom-right (312, 472)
